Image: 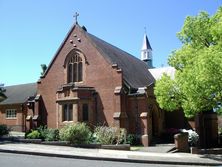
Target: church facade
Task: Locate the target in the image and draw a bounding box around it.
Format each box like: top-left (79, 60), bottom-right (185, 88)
top-left (36, 22), bottom-right (164, 145)
top-left (0, 21), bottom-right (180, 146)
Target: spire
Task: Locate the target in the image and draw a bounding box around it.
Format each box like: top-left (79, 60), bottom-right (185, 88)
top-left (141, 33), bottom-right (152, 51)
top-left (141, 29), bottom-right (153, 68)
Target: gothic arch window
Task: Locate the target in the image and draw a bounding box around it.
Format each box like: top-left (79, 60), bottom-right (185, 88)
top-left (67, 53), bottom-right (83, 83)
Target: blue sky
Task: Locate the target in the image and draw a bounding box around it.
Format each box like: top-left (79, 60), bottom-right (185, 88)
top-left (0, 0), bottom-right (221, 86)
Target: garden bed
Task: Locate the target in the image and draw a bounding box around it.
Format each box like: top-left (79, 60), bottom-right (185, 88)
top-left (7, 138), bottom-right (129, 150)
top-left (11, 123), bottom-right (136, 151)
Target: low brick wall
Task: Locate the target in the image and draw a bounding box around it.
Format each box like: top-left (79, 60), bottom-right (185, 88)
top-left (101, 144), bottom-right (130, 151)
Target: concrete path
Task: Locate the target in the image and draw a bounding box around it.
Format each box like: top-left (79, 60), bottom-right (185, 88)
top-left (0, 143), bottom-right (221, 166)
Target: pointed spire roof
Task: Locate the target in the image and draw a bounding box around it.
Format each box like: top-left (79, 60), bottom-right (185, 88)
top-left (141, 33), bottom-right (152, 51)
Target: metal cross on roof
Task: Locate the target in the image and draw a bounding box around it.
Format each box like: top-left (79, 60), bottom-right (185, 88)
top-left (73, 12), bottom-right (79, 24)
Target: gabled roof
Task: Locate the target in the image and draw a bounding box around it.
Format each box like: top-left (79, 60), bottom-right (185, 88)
top-left (86, 33), bottom-right (155, 88)
top-left (0, 83), bottom-right (37, 105)
top-left (42, 23), bottom-right (155, 89)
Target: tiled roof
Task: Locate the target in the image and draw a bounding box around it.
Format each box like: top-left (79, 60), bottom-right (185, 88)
top-left (87, 33), bottom-right (155, 89)
top-left (42, 23), bottom-right (155, 89)
top-left (0, 83), bottom-right (37, 105)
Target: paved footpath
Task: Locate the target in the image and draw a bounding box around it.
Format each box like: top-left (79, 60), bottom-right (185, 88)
top-left (0, 143), bottom-right (221, 166)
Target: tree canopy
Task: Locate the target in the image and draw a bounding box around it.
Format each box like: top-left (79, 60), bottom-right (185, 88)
top-left (154, 7), bottom-right (222, 118)
top-left (40, 64), bottom-right (47, 76)
top-left (0, 84), bottom-right (6, 102)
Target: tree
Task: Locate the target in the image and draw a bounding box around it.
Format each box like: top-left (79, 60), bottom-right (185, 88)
top-left (40, 64), bottom-right (47, 76)
top-left (154, 7), bottom-right (222, 118)
top-left (0, 84), bottom-right (6, 102)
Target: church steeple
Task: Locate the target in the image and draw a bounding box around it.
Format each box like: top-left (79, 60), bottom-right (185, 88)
top-left (141, 31), bottom-right (153, 68)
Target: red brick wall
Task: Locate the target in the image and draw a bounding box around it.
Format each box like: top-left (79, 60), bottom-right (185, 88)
top-left (0, 104), bottom-right (26, 131)
top-left (126, 95), bottom-right (149, 134)
top-left (38, 25), bottom-right (122, 128)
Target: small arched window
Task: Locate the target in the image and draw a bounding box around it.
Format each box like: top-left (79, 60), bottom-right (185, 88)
top-left (67, 53), bottom-right (83, 83)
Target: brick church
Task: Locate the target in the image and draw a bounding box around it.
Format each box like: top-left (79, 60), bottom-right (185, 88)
top-left (0, 19), bottom-right (187, 146)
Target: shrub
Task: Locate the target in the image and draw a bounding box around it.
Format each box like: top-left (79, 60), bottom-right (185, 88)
top-left (45, 128), bottom-right (60, 141)
top-left (36, 126), bottom-right (59, 141)
top-left (59, 123), bottom-right (92, 144)
top-left (180, 129), bottom-right (199, 146)
top-left (116, 128), bottom-right (127, 144)
top-left (126, 134), bottom-right (140, 145)
top-left (37, 126), bottom-right (48, 140)
top-left (0, 124), bottom-right (10, 137)
top-left (94, 126), bottom-right (126, 145)
top-left (26, 130), bottom-right (41, 139)
top-left (94, 126), bottom-right (115, 144)
top-left (219, 127), bottom-right (222, 135)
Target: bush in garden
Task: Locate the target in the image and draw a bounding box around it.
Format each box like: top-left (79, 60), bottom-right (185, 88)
top-left (37, 126), bottom-right (59, 141)
top-left (26, 130), bottom-right (41, 139)
top-left (45, 128), bottom-right (60, 141)
top-left (94, 126), bottom-right (126, 145)
top-left (126, 134), bottom-right (140, 145)
top-left (115, 128), bottom-right (127, 144)
top-left (0, 124), bottom-right (10, 137)
top-left (93, 126), bottom-right (115, 145)
top-left (180, 129), bottom-right (199, 146)
top-left (37, 126), bottom-right (48, 140)
top-left (59, 123), bottom-right (92, 144)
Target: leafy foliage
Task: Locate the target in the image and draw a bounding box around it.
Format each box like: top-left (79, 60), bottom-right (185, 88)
top-left (0, 124), bottom-right (10, 137)
top-left (94, 126), bottom-right (126, 145)
top-left (126, 134), bottom-right (141, 146)
top-left (0, 84), bottom-right (6, 102)
top-left (26, 130), bottom-right (41, 139)
top-left (155, 7), bottom-right (222, 117)
top-left (40, 64), bottom-right (47, 76)
top-left (45, 128), bottom-right (60, 141)
top-left (59, 123), bottom-right (92, 144)
top-left (180, 129), bottom-right (199, 146)
top-left (37, 126), bottom-right (59, 141)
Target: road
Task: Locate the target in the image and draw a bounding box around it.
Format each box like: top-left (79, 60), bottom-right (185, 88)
top-left (0, 152), bottom-right (203, 167)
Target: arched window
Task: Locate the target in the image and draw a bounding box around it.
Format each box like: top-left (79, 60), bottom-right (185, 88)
top-left (67, 53), bottom-right (83, 83)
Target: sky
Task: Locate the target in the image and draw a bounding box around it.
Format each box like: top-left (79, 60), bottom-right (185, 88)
top-left (0, 0), bottom-right (221, 86)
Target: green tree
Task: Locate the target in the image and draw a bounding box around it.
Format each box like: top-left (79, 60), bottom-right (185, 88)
top-left (154, 7), bottom-right (222, 118)
top-left (40, 64), bottom-right (47, 76)
top-left (0, 84), bottom-right (6, 102)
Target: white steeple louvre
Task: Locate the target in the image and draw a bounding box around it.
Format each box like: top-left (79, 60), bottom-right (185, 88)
top-left (141, 32), bottom-right (153, 68)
